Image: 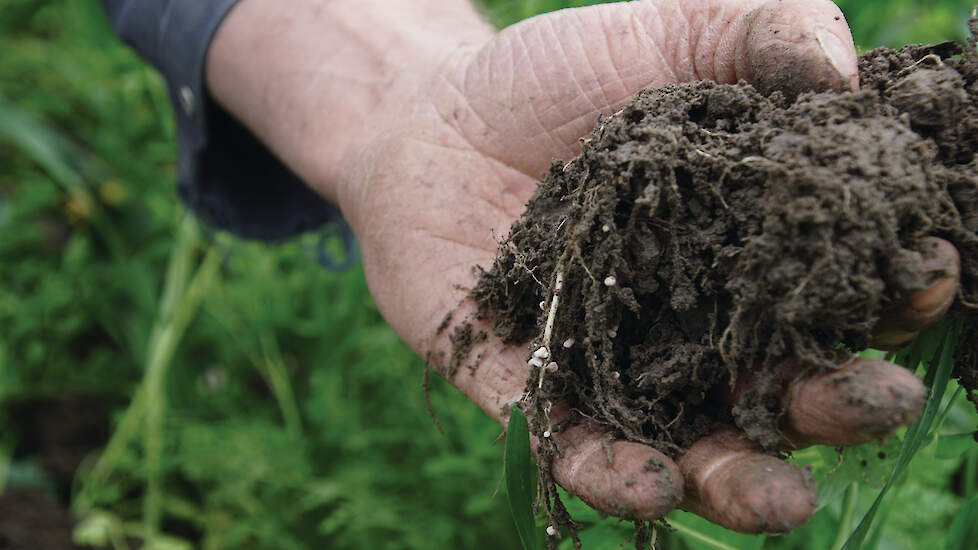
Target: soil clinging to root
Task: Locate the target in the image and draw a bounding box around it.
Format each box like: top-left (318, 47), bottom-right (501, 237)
top-left (464, 32), bottom-right (978, 536)
top-left (471, 42), bottom-right (978, 447)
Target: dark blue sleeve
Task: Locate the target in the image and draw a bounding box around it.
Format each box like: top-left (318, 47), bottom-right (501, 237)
top-left (100, 0), bottom-right (355, 253)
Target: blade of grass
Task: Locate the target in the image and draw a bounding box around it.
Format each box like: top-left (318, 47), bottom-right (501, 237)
top-left (842, 320), bottom-right (959, 549)
top-left (935, 385), bottom-right (965, 433)
top-left (830, 483), bottom-right (859, 550)
top-left (667, 518), bottom-right (739, 550)
top-left (505, 406), bottom-right (539, 550)
top-left (965, 447), bottom-right (977, 500)
top-left (944, 497), bottom-right (978, 550)
top-left (0, 97), bottom-right (124, 258)
top-left (258, 331), bottom-right (304, 439)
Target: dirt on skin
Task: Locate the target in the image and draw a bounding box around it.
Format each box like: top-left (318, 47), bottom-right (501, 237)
top-left (463, 29), bottom-right (978, 531)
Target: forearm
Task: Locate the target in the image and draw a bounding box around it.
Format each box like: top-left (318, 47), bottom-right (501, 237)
top-left (205, 0), bottom-right (494, 203)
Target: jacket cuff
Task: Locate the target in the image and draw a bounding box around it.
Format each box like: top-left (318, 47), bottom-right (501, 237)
top-left (101, 0), bottom-right (352, 248)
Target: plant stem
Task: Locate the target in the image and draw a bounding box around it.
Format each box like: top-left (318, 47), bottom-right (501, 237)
top-left (831, 482), bottom-right (860, 550)
top-left (143, 229), bottom-right (220, 538)
top-left (78, 387), bottom-right (146, 508)
top-left (72, 218), bottom-right (220, 541)
top-left (78, 218), bottom-right (198, 509)
top-left (258, 332), bottom-right (303, 439)
top-left (966, 447), bottom-right (978, 499)
top-left (667, 518), bottom-right (738, 550)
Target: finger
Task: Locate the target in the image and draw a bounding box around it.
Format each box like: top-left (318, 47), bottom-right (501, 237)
top-left (678, 426), bottom-right (815, 534)
top-left (423, 304), bottom-right (685, 520)
top-left (780, 357), bottom-right (927, 449)
top-left (549, 417), bottom-right (684, 520)
top-left (870, 237), bottom-right (961, 350)
top-left (740, 0), bottom-right (860, 96)
top-left (449, 0), bottom-right (857, 177)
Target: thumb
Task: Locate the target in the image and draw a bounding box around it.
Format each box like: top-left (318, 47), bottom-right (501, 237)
top-left (739, 0), bottom-right (860, 97)
top-left (450, 0), bottom-right (858, 176)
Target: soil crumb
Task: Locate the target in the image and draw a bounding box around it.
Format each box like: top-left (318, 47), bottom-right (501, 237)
top-left (469, 35), bottom-right (978, 479)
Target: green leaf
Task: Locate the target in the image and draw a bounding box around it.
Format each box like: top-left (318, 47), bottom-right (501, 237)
top-left (142, 536), bottom-right (193, 550)
top-left (842, 321), bottom-right (959, 550)
top-left (505, 406), bottom-right (539, 550)
top-left (936, 432), bottom-right (976, 460)
top-left (559, 522), bottom-right (631, 549)
top-left (667, 517), bottom-right (741, 550)
top-left (665, 510), bottom-right (765, 550)
top-left (0, 97), bottom-right (84, 190)
top-left (945, 497), bottom-right (978, 550)
top-left (72, 511), bottom-right (121, 548)
top-left (816, 440), bottom-right (900, 510)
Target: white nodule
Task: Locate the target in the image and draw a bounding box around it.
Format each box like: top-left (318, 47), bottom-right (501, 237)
top-left (543, 430), bottom-right (551, 438)
top-left (563, 338), bottom-right (575, 348)
top-left (602, 224), bottom-right (610, 232)
top-left (546, 525), bottom-right (557, 536)
top-left (604, 276), bottom-right (617, 287)
top-left (528, 357), bottom-right (544, 368)
top-left (533, 346), bottom-right (549, 359)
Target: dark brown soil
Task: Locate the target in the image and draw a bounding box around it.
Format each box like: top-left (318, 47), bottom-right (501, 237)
top-left (9, 395), bottom-right (112, 491)
top-left (0, 395), bottom-right (114, 549)
top-left (0, 488), bottom-right (84, 550)
top-left (467, 29), bottom-right (978, 506)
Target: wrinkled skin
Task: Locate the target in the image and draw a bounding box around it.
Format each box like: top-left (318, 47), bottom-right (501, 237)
top-left (208, 0), bottom-right (961, 533)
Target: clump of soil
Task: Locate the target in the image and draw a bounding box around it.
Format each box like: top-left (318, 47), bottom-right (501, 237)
top-left (466, 27), bottom-right (978, 530)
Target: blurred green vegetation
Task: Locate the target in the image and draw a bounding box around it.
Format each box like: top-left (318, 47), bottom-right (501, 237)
top-left (0, 0), bottom-right (975, 549)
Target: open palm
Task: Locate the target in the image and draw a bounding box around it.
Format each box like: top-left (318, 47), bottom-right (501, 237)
top-left (329, 0), bottom-right (958, 532)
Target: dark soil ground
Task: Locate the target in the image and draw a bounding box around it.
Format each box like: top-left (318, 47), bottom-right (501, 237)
top-left (0, 488), bottom-right (81, 550)
top-left (0, 396), bottom-right (113, 550)
top-left (466, 27), bottom-right (978, 531)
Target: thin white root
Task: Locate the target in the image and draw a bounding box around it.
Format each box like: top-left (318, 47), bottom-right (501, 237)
top-left (543, 270), bottom-right (563, 348)
top-left (538, 270), bottom-right (564, 388)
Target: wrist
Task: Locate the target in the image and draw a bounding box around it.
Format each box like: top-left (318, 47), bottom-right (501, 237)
top-left (204, 0), bottom-right (494, 204)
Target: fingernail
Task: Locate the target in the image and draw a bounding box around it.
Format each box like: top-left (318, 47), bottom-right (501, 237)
top-left (909, 276), bottom-right (957, 316)
top-left (679, 428), bottom-right (815, 533)
top-left (814, 26), bottom-right (859, 92)
top-left (783, 358), bottom-right (926, 447)
top-left (909, 237), bottom-right (960, 316)
top-left (551, 425), bottom-right (683, 520)
top-left (869, 327), bottom-right (918, 351)
top-left (872, 238), bottom-right (960, 344)
top-left (919, 237), bottom-right (960, 281)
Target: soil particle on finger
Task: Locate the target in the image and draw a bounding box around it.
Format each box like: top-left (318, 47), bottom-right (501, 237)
top-left (444, 323), bottom-right (487, 378)
top-left (463, 23), bottom-right (978, 535)
top-left (644, 457), bottom-right (665, 472)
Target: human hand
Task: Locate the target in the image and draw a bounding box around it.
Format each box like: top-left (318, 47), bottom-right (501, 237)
top-left (207, 0), bottom-right (961, 533)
